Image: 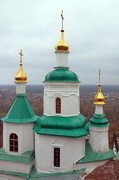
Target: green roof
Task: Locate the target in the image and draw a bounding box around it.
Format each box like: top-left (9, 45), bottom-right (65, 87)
top-left (1, 94), bottom-right (39, 123)
top-left (33, 114), bottom-right (88, 137)
top-left (0, 166), bottom-right (85, 179)
top-left (30, 166), bottom-right (85, 179)
top-left (76, 142), bottom-right (115, 164)
top-left (0, 169), bottom-right (30, 179)
top-left (89, 114), bottom-right (109, 127)
top-left (0, 148), bottom-right (35, 164)
top-left (45, 68), bottom-right (79, 82)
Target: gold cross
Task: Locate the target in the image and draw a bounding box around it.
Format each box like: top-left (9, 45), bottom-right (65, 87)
top-left (19, 49), bottom-right (23, 64)
top-left (61, 10), bottom-right (64, 29)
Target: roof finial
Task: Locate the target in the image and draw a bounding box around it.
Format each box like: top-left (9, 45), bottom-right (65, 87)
top-left (94, 69), bottom-right (105, 105)
top-left (15, 49), bottom-right (27, 83)
top-left (55, 11), bottom-right (69, 51)
top-left (61, 10), bottom-right (64, 29)
top-left (19, 49), bottom-right (23, 65)
top-left (99, 68), bottom-right (101, 84)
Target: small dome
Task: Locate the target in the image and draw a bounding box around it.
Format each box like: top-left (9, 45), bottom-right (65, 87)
top-left (94, 84), bottom-right (105, 105)
top-left (15, 64), bottom-right (27, 83)
top-left (55, 29), bottom-right (69, 51)
top-left (45, 68), bottom-right (79, 82)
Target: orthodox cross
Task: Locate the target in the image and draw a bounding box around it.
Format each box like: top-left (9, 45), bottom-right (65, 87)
top-left (61, 10), bottom-right (64, 29)
top-left (19, 49), bottom-right (23, 64)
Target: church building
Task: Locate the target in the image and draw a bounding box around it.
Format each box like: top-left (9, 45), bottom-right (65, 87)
top-left (0, 13), bottom-right (115, 180)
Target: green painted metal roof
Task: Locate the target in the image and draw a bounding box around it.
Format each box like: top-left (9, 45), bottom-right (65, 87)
top-left (76, 142), bottom-right (115, 164)
top-left (1, 94), bottom-right (39, 123)
top-left (44, 68), bottom-right (79, 82)
top-left (0, 148), bottom-right (35, 164)
top-left (33, 114), bottom-right (88, 137)
top-left (89, 114), bottom-right (109, 127)
top-left (0, 169), bottom-right (30, 179)
top-left (0, 166), bottom-right (85, 179)
top-left (30, 166), bottom-right (85, 179)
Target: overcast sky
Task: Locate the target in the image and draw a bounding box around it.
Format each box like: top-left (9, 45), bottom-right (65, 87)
top-left (0, 0), bottom-right (119, 85)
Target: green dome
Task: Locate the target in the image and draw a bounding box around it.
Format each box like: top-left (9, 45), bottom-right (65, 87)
top-left (45, 68), bottom-right (79, 82)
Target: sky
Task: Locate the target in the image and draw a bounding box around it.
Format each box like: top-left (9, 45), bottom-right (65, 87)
top-left (0, 0), bottom-right (119, 85)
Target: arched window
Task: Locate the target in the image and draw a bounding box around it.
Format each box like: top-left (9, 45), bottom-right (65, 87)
top-left (9, 133), bottom-right (18, 152)
top-left (56, 98), bottom-right (61, 114)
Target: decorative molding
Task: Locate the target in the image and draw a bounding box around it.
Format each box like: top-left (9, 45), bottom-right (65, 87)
top-left (44, 92), bottom-right (79, 98)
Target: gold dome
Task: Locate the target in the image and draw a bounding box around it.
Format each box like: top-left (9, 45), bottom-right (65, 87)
top-left (15, 50), bottom-right (27, 83)
top-left (55, 29), bottom-right (69, 51)
top-left (94, 83), bottom-right (105, 105)
top-left (55, 11), bottom-right (69, 51)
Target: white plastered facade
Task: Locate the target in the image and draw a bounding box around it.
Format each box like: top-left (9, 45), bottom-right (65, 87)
top-left (89, 125), bottom-right (109, 153)
top-left (44, 82), bottom-right (80, 116)
top-left (35, 134), bottom-right (86, 173)
top-left (3, 122), bottom-right (35, 154)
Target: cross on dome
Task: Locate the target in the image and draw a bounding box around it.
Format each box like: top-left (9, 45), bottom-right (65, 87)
top-left (19, 49), bottom-right (23, 65)
top-left (55, 11), bottom-right (69, 51)
top-left (15, 49), bottom-right (27, 83)
top-left (61, 10), bottom-right (64, 29)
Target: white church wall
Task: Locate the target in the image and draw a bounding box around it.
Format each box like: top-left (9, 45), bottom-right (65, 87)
top-left (3, 123), bottom-right (34, 154)
top-left (44, 82), bottom-right (80, 116)
top-left (35, 133), bottom-right (85, 173)
top-left (3, 123), bottom-right (21, 154)
top-left (89, 125), bottom-right (109, 153)
top-left (20, 123), bottom-right (35, 153)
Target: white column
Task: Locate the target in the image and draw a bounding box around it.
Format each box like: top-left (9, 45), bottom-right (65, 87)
top-left (55, 51), bottom-right (69, 67)
top-left (15, 82), bottom-right (27, 94)
top-left (95, 105), bottom-right (104, 114)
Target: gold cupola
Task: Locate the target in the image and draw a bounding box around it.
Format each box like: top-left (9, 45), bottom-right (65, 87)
top-left (55, 11), bottom-right (69, 51)
top-left (15, 49), bottom-right (27, 83)
top-left (94, 69), bottom-right (105, 105)
top-left (94, 83), bottom-right (105, 105)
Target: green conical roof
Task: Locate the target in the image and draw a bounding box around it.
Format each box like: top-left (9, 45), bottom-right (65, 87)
top-left (1, 95), bottom-right (39, 123)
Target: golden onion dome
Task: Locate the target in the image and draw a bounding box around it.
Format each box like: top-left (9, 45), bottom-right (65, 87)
top-left (55, 29), bottom-right (69, 51)
top-left (94, 83), bottom-right (105, 105)
top-left (15, 64), bottom-right (27, 82)
top-left (15, 50), bottom-right (27, 83)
